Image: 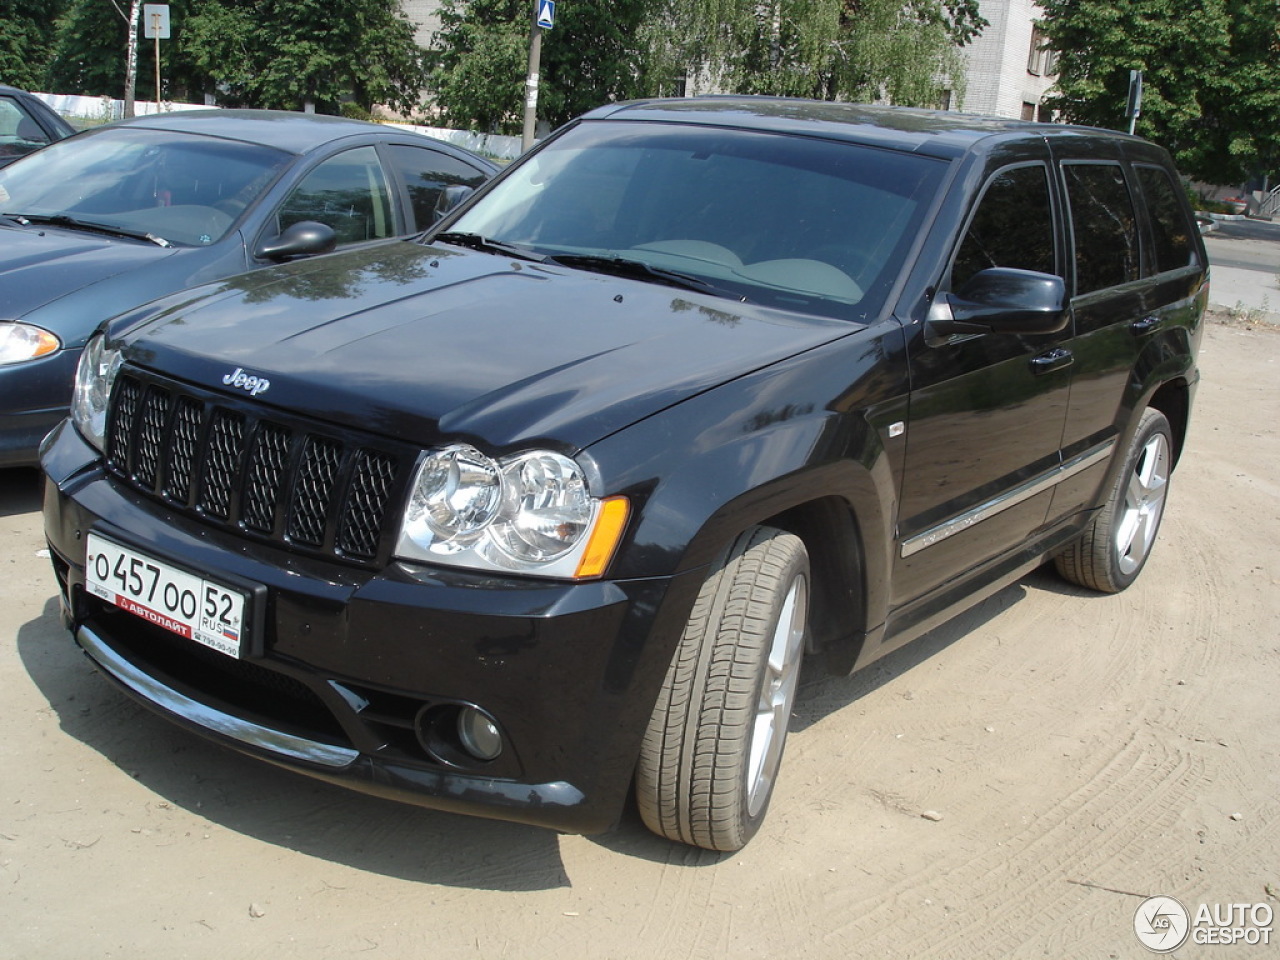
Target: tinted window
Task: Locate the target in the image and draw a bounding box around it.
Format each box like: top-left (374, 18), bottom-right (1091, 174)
top-left (278, 146), bottom-right (395, 246)
top-left (952, 164), bottom-right (1056, 290)
top-left (1136, 165), bottom-right (1196, 274)
top-left (451, 121), bottom-right (946, 320)
top-left (387, 145), bottom-right (486, 229)
top-left (1064, 163), bottom-right (1140, 294)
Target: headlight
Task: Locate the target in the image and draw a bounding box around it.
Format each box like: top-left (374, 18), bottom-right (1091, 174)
top-left (0, 322), bottom-right (60, 365)
top-left (70, 334), bottom-right (123, 452)
top-left (397, 444), bottom-right (629, 579)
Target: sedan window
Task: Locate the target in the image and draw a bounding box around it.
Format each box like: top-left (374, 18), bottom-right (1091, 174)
top-left (276, 146), bottom-right (395, 247)
top-left (387, 145), bottom-right (488, 230)
top-left (0, 97), bottom-right (53, 163)
top-left (0, 127), bottom-right (292, 246)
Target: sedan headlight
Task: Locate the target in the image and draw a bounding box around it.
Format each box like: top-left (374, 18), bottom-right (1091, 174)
top-left (70, 334), bottom-right (123, 452)
top-left (397, 444), bottom-right (629, 579)
top-left (0, 322), bottom-right (60, 365)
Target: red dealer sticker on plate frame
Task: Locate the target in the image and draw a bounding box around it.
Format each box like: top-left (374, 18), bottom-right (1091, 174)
top-left (86, 533), bottom-right (249, 659)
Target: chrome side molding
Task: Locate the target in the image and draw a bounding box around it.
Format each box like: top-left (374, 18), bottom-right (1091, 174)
top-left (901, 441), bottom-right (1114, 558)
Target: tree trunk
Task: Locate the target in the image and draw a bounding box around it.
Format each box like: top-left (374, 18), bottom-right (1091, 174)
top-left (123, 0), bottom-right (141, 117)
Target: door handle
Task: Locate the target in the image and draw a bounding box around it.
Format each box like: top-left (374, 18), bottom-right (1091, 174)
top-left (1131, 315), bottom-right (1163, 335)
top-left (1030, 347), bottom-right (1074, 374)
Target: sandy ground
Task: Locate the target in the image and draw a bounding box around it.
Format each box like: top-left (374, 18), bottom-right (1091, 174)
top-left (1, 315), bottom-right (1277, 960)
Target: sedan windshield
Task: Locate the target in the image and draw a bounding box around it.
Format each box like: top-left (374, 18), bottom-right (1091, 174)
top-left (0, 127), bottom-right (292, 246)
top-left (446, 120), bottom-right (946, 320)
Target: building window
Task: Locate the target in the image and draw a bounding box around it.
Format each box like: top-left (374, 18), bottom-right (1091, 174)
top-left (1027, 27), bottom-right (1054, 76)
top-left (937, 89), bottom-right (953, 112)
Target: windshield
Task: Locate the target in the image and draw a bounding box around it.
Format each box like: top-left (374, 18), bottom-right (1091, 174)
top-left (0, 126), bottom-right (292, 246)
top-left (447, 120), bottom-right (945, 320)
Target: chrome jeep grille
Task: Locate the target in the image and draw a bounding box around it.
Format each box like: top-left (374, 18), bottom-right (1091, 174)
top-left (105, 371), bottom-right (409, 565)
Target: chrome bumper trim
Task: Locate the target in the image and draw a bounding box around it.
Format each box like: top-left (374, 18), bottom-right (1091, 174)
top-left (77, 625), bottom-right (359, 768)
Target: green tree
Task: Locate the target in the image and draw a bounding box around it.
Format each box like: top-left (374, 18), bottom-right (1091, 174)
top-left (650, 0), bottom-right (984, 103)
top-left (428, 0), bottom-right (662, 134)
top-left (51, 0), bottom-right (214, 105)
top-left (182, 0), bottom-right (426, 114)
top-left (48, 0), bottom-right (131, 97)
top-left (1040, 0), bottom-right (1279, 184)
top-left (0, 0), bottom-right (64, 90)
top-left (429, 0), bottom-right (985, 135)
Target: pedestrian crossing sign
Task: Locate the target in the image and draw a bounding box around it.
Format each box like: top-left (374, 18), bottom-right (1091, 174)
top-left (536, 0), bottom-right (555, 30)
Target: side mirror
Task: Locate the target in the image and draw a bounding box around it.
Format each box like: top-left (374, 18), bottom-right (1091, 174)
top-left (255, 220), bottom-right (337, 261)
top-left (432, 185), bottom-right (475, 222)
top-left (928, 267), bottom-right (1068, 340)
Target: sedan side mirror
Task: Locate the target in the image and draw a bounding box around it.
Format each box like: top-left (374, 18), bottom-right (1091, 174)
top-left (432, 185), bottom-right (476, 222)
top-left (256, 220), bottom-right (338, 262)
top-left (928, 267), bottom-right (1068, 340)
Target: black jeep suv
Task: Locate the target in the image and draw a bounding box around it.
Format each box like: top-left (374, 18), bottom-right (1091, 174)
top-left (42, 98), bottom-right (1207, 851)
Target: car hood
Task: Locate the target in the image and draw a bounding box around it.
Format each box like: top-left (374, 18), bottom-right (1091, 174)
top-left (122, 242), bottom-right (856, 452)
top-left (0, 225), bottom-right (181, 322)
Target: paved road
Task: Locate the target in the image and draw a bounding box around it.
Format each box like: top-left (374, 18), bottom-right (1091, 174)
top-left (1202, 218), bottom-right (1280, 318)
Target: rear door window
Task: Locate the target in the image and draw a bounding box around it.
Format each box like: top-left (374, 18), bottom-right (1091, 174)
top-left (386, 145), bottom-right (488, 230)
top-left (1063, 163), bottom-right (1140, 294)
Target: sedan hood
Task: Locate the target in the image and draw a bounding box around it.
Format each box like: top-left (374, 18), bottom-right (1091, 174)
top-left (122, 242), bottom-right (855, 451)
top-left (0, 225), bottom-right (178, 321)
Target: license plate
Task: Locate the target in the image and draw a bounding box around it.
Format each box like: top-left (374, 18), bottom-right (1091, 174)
top-left (86, 533), bottom-right (248, 659)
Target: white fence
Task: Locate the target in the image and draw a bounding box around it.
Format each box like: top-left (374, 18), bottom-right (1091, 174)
top-left (33, 93), bottom-right (218, 124)
top-left (30, 93), bottom-right (523, 161)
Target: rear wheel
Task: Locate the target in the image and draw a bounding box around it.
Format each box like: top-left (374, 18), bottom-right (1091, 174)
top-left (636, 525), bottom-right (809, 851)
top-left (1056, 407), bottom-right (1173, 593)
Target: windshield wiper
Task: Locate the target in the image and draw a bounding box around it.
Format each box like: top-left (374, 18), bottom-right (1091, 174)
top-left (4, 213), bottom-right (171, 248)
top-left (432, 231), bottom-right (547, 262)
top-left (547, 253), bottom-right (747, 300)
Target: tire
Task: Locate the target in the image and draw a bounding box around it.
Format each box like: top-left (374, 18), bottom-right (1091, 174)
top-left (1055, 407), bottom-right (1173, 593)
top-left (636, 525), bottom-right (809, 851)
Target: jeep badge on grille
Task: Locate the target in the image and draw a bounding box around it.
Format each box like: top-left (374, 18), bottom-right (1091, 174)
top-left (222, 367), bottom-right (270, 397)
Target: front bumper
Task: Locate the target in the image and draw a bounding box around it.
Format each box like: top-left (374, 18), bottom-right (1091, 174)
top-left (42, 421), bottom-right (698, 835)
top-left (0, 348), bottom-right (80, 467)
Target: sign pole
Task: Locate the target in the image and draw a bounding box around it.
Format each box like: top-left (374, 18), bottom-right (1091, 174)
top-left (1126, 69), bottom-right (1143, 136)
top-left (154, 19), bottom-right (161, 108)
top-left (142, 4), bottom-right (171, 113)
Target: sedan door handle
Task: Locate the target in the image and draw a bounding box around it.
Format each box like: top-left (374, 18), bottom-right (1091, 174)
top-left (1030, 347), bottom-right (1074, 374)
top-left (1131, 315), bottom-right (1163, 335)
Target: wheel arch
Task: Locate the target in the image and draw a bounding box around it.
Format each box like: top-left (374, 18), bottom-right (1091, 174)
top-left (1146, 375), bottom-right (1191, 467)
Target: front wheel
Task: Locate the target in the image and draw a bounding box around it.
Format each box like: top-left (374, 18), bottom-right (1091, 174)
top-left (636, 525), bottom-right (809, 851)
top-left (1056, 407), bottom-right (1173, 593)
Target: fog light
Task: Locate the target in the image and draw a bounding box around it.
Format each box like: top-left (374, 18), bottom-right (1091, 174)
top-left (457, 706), bottom-right (503, 761)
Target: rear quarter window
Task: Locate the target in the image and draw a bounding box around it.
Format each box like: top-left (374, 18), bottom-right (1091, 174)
top-left (1135, 165), bottom-right (1198, 274)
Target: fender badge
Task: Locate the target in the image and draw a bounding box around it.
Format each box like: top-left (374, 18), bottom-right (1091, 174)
top-left (222, 367), bottom-right (271, 397)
